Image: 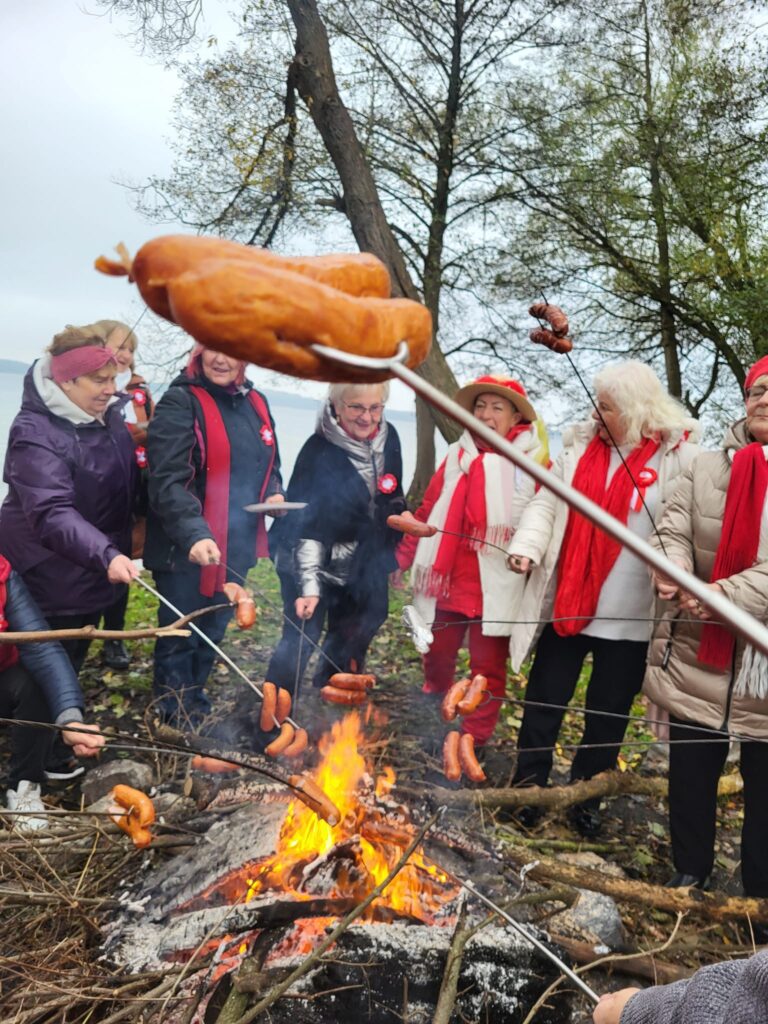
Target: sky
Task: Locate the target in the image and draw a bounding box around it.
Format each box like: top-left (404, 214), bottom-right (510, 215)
top-left (0, 1), bottom-right (416, 409)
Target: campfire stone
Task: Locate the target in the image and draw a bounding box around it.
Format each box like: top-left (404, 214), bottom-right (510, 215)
top-left (81, 758), bottom-right (154, 804)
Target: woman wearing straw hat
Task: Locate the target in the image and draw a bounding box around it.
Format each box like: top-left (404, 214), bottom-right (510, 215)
top-left (395, 374), bottom-right (549, 750)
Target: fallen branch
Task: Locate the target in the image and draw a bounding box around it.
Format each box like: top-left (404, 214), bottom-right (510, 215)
top-left (230, 808), bottom-right (443, 1024)
top-left (549, 933), bottom-right (692, 986)
top-left (431, 769), bottom-right (742, 809)
top-left (0, 602), bottom-right (231, 643)
top-left (504, 847), bottom-right (768, 924)
top-left (433, 899), bottom-right (487, 1024)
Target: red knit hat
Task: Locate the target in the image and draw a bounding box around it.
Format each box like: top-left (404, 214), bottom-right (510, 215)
top-left (745, 355), bottom-right (768, 393)
top-left (454, 374), bottom-right (537, 422)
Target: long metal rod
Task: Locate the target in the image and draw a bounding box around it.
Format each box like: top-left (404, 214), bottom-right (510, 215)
top-left (460, 877), bottom-right (600, 1003)
top-left (349, 350), bottom-right (768, 659)
top-left (134, 577), bottom-right (299, 731)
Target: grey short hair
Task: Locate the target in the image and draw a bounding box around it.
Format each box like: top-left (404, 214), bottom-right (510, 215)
top-left (327, 381), bottom-right (390, 406)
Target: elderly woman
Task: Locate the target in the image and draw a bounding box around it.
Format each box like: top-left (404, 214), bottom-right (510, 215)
top-left (0, 324), bottom-right (139, 674)
top-left (644, 356), bottom-right (768, 900)
top-left (99, 319), bottom-right (155, 669)
top-left (508, 361), bottom-right (699, 835)
top-left (267, 381), bottom-right (405, 693)
top-left (144, 346), bottom-right (283, 726)
top-left (396, 375), bottom-right (548, 748)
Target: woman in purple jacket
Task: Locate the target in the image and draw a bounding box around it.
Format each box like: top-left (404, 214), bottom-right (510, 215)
top-left (0, 324), bottom-right (139, 679)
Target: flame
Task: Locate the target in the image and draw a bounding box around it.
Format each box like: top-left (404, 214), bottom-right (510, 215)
top-left (245, 712), bottom-right (455, 921)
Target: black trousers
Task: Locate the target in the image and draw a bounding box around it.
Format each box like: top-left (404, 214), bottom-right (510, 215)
top-left (46, 611), bottom-right (103, 675)
top-left (102, 589), bottom-right (129, 631)
top-left (513, 624), bottom-right (648, 797)
top-left (669, 715), bottom-right (768, 896)
top-left (0, 662), bottom-right (53, 786)
top-left (266, 569), bottom-right (389, 697)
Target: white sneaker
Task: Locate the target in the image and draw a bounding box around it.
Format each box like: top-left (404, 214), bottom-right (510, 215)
top-left (6, 780), bottom-right (47, 831)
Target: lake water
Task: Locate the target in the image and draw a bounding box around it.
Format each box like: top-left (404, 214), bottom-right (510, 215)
top-left (0, 372), bottom-right (428, 499)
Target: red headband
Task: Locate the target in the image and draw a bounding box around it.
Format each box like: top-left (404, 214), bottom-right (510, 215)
top-left (745, 355), bottom-right (768, 393)
top-left (51, 346), bottom-right (117, 384)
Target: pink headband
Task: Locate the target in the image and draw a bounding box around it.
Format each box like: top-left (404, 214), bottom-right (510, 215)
top-left (745, 355), bottom-right (768, 393)
top-left (51, 346), bottom-right (117, 385)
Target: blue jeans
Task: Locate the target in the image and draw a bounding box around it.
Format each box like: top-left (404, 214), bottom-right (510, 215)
top-left (151, 565), bottom-right (238, 726)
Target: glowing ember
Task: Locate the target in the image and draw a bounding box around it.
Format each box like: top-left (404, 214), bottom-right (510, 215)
top-left (245, 712), bottom-right (455, 921)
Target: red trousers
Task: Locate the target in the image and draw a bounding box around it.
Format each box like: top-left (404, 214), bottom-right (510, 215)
top-left (422, 608), bottom-right (508, 745)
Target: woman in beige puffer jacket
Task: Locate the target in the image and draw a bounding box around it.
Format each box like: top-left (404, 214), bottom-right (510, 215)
top-left (645, 359), bottom-right (768, 896)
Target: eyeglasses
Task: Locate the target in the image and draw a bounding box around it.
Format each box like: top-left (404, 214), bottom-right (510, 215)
top-left (746, 386), bottom-right (768, 402)
top-left (343, 402), bottom-right (385, 418)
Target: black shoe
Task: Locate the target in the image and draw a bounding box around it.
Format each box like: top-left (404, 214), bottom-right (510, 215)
top-left (504, 805), bottom-right (542, 830)
top-left (103, 639), bottom-right (130, 670)
top-left (567, 803), bottom-right (602, 838)
top-left (665, 872), bottom-right (711, 891)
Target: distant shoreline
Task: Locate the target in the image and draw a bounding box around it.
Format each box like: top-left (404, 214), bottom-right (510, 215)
top-left (0, 359), bottom-right (29, 375)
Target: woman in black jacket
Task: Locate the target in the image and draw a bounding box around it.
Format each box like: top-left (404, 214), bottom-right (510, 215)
top-left (267, 381), bottom-right (406, 694)
top-left (145, 346), bottom-right (284, 726)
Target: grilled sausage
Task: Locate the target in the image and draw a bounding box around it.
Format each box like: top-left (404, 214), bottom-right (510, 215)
top-left (276, 687), bottom-right (292, 724)
top-left (456, 674), bottom-right (488, 716)
top-left (441, 678), bottom-right (471, 722)
top-left (288, 774), bottom-right (341, 826)
top-left (320, 685), bottom-right (368, 705)
top-left (190, 754), bottom-right (240, 773)
top-left (386, 513), bottom-right (438, 538)
top-left (328, 672), bottom-right (375, 691)
top-left (443, 731), bottom-right (462, 782)
top-left (265, 722), bottom-right (296, 757)
top-left (222, 581), bottom-right (257, 629)
top-left (529, 302), bottom-right (569, 337)
top-left (260, 682), bottom-right (278, 731)
top-left (110, 784), bottom-right (155, 849)
top-left (458, 733), bottom-right (487, 783)
top-left (281, 727), bottom-right (308, 759)
top-left (530, 327), bottom-right (573, 354)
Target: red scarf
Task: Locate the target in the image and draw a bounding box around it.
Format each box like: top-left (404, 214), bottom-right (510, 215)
top-left (0, 556), bottom-right (20, 673)
top-left (430, 423), bottom-right (531, 584)
top-left (698, 443), bottom-right (768, 669)
top-left (191, 387), bottom-right (276, 597)
top-left (553, 435), bottom-right (661, 636)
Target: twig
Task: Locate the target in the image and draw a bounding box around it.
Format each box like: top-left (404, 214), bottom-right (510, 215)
top-left (520, 913), bottom-right (686, 1024)
top-left (433, 898), bottom-right (496, 1024)
top-left (230, 808), bottom-right (443, 1024)
top-left (0, 603), bottom-right (230, 644)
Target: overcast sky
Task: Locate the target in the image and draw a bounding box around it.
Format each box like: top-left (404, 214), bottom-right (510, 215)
top-left (0, 1), bottom-right (416, 408)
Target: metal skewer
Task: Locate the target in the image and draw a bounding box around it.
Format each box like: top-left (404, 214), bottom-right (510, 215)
top-left (307, 341), bottom-right (768, 660)
top-left (133, 576), bottom-right (299, 732)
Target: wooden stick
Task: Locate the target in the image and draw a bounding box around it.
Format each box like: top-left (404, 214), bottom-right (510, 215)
top-left (229, 808), bottom-right (443, 1024)
top-left (0, 603), bottom-right (231, 644)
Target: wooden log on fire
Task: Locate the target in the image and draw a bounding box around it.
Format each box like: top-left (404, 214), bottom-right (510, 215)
top-left (428, 769), bottom-right (743, 810)
top-left (504, 847), bottom-right (768, 924)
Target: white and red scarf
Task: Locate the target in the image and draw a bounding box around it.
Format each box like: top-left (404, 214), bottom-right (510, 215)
top-left (412, 424), bottom-right (541, 601)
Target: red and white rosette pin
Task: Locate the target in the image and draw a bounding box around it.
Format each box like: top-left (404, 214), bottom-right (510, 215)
top-left (378, 473), bottom-right (398, 494)
top-left (135, 445), bottom-right (148, 469)
top-left (260, 424), bottom-right (275, 446)
top-left (633, 466), bottom-right (658, 511)
top-left (131, 388), bottom-right (147, 406)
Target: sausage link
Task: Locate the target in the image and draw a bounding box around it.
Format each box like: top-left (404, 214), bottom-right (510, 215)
top-left (320, 685), bottom-right (368, 705)
top-left (442, 731), bottom-right (461, 782)
top-left (281, 727), bottom-right (308, 759)
top-left (191, 754), bottom-right (240, 773)
top-left (387, 513), bottom-right (438, 538)
top-left (456, 674), bottom-right (488, 716)
top-left (458, 733), bottom-right (487, 783)
top-left (276, 687), bottom-right (292, 725)
top-left (288, 774), bottom-right (341, 826)
top-left (260, 682), bottom-right (278, 731)
top-left (528, 302), bottom-right (570, 337)
top-left (265, 722), bottom-right (296, 757)
top-left (110, 784), bottom-right (156, 848)
top-left (328, 672), bottom-right (375, 691)
top-left (441, 678), bottom-right (471, 722)
top-left (530, 328), bottom-right (573, 354)
top-left (236, 596), bottom-right (256, 629)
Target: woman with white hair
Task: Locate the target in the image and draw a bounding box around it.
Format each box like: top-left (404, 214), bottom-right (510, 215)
top-left (266, 381), bottom-right (406, 692)
top-left (507, 361), bottom-right (700, 835)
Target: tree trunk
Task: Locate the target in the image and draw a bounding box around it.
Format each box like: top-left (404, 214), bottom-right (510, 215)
top-left (408, 396), bottom-right (437, 503)
top-left (285, 0), bottom-right (460, 443)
